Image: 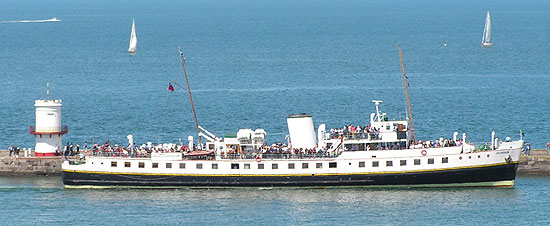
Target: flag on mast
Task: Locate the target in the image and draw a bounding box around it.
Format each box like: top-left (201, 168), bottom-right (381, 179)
top-left (168, 83), bottom-right (174, 92)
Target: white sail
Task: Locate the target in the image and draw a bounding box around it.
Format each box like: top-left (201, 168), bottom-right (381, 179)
top-left (128, 19), bottom-right (137, 53)
top-left (482, 11), bottom-right (492, 47)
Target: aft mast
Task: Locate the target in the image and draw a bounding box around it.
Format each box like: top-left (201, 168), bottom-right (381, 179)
top-left (398, 45), bottom-right (416, 143)
top-left (179, 48), bottom-right (202, 147)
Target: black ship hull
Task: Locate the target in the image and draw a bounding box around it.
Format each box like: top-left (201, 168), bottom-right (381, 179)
top-left (62, 162), bottom-right (519, 188)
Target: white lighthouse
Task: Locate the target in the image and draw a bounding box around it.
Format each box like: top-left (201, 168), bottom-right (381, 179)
top-left (30, 83), bottom-right (67, 157)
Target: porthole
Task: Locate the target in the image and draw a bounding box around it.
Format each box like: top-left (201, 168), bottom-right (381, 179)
top-left (459, 157), bottom-right (462, 160)
top-left (469, 156), bottom-right (472, 159)
top-left (478, 155), bottom-right (480, 158)
top-left (487, 154), bottom-right (490, 157)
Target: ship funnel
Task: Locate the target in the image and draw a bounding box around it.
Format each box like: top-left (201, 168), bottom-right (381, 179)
top-left (287, 114), bottom-right (317, 149)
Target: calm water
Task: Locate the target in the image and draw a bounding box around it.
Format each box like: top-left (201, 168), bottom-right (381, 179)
top-left (1, 0), bottom-right (550, 224)
top-left (0, 176), bottom-right (549, 225)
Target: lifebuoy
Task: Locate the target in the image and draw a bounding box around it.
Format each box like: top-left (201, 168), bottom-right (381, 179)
top-left (255, 155), bottom-right (262, 162)
top-left (421, 150), bottom-right (427, 156)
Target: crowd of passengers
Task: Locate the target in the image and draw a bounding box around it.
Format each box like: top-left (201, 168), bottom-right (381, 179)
top-left (91, 140), bottom-right (190, 158)
top-left (223, 143), bottom-right (339, 159)
top-left (89, 140), bottom-right (340, 159)
top-left (410, 138), bottom-right (461, 149)
top-left (88, 135), bottom-right (469, 159)
top-left (329, 124), bottom-right (380, 139)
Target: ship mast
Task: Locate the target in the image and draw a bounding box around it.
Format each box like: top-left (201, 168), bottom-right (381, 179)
top-left (179, 48), bottom-right (202, 147)
top-left (398, 45), bottom-right (416, 143)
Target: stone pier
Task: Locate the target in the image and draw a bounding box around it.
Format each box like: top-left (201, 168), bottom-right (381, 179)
top-left (1, 149), bottom-right (550, 176)
top-left (518, 149), bottom-right (550, 175)
top-left (0, 149), bottom-right (71, 176)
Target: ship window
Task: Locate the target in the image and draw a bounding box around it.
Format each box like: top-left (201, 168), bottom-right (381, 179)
top-left (414, 159), bottom-right (420, 165)
top-left (179, 163), bottom-right (186, 169)
top-left (428, 158), bottom-right (434, 164)
top-left (231, 163), bottom-right (239, 169)
top-left (359, 161), bottom-right (365, 167)
top-left (244, 164), bottom-right (250, 169)
top-left (400, 160), bottom-right (406, 166)
top-left (386, 161), bottom-right (393, 167)
top-left (196, 163), bottom-right (203, 169)
top-left (124, 162), bottom-right (131, 168)
top-left (288, 163), bottom-right (295, 169)
top-left (302, 163), bottom-right (309, 169)
top-left (212, 163), bottom-right (218, 169)
top-left (316, 163), bottom-right (323, 169)
top-left (372, 161), bottom-right (379, 167)
top-left (166, 163), bottom-right (172, 168)
top-left (442, 157), bottom-right (449, 164)
top-left (272, 163), bottom-right (278, 169)
top-left (152, 163), bottom-right (159, 168)
top-left (139, 162), bottom-right (145, 168)
top-left (258, 163), bottom-right (264, 169)
top-left (111, 161), bottom-right (117, 167)
top-left (329, 162), bottom-right (337, 168)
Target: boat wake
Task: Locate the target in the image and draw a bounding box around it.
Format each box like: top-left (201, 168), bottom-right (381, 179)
top-left (0, 17), bottom-right (61, 23)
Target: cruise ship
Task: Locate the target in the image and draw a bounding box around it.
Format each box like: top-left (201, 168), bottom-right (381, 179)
top-left (61, 48), bottom-right (523, 188)
top-left (62, 99), bottom-right (522, 188)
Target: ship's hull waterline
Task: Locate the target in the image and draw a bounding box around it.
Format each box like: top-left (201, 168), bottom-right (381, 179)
top-left (63, 162), bottom-right (518, 188)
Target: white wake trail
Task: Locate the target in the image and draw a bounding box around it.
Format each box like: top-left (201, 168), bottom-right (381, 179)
top-left (0, 17), bottom-right (61, 23)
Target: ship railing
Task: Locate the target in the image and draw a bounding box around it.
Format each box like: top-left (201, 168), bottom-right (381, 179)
top-left (221, 152), bottom-right (340, 160)
top-left (65, 155), bottom-right (86, 165)
top-left (90, 151), bottom-right (152, 158)
top-left (67, 159), bottom-right (86, 165)
top-left (328, 133), bottom-right (381, 141)
top-left (342, 133), bottom-right (381, 141)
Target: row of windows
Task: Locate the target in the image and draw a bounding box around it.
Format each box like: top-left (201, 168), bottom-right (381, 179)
top-left (362, 157), bottom-right (449, 168)
top-left (108, 156), bottom-right (464, 169)
top-left (109, 161), bottom-right (336, 169)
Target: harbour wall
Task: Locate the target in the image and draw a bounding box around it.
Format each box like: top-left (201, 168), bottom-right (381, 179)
top-left (1, 149), bottom-right (550, 176)
top-left (0, 150), bottom-right (76, 176)
top-left (518, 150), bottom-right (550, 175)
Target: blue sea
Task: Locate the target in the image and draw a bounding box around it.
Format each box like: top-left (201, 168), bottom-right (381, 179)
top-left (1, 0), bottom-right (550, 224)
top-left (1, 176), bottom-right (550, 225)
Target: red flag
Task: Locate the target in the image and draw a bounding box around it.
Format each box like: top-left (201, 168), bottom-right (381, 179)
top-left (168, 83), bottom-right (174, 92)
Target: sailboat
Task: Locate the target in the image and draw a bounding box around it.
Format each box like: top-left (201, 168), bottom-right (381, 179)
top-left (481, 11), bottom-right (493, 48)
top-left (128, 19), bottom-right (137, 53)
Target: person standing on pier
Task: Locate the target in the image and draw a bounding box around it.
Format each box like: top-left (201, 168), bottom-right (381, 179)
top-left (8, 145), bottom-right (13, 157)
top-left (547, 141), bottom-right (550, 155)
